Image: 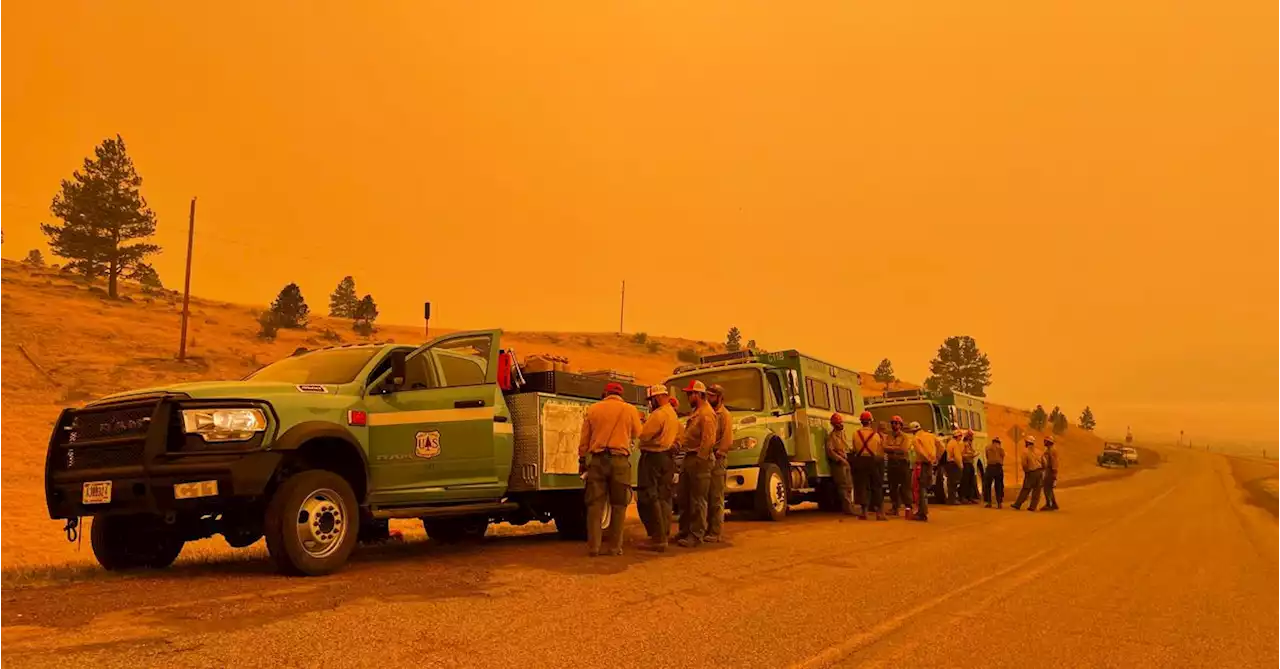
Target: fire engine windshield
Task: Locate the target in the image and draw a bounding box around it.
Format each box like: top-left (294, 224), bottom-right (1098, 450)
top-left (247, 348), bottom-right (379, 385)
top-left (865, 402), bottom-right (939, 432)
top-left (667, 368), bottom-right (765, 414)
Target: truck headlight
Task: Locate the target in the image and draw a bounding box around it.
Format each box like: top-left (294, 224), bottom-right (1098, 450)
top-left (181, 408), bottom-right (268, 442)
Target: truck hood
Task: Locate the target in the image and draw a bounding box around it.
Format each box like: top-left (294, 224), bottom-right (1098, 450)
top-left (92, 380), bottom-right (343, 404)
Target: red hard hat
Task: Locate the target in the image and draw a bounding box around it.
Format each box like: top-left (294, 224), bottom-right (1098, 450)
top-left (668, 396), bottom-right (679, 407)
top-left (891, 415), bottom-right (903, 424)
top-left (859, 411), bottom-right (873, 423)
top-left (604, 382), bottom-right (624, 396)
top-left (830, 413), bottom-right (844, 426)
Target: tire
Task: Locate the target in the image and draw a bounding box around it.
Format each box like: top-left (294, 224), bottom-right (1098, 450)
top-left (90, 514), bottom-right (184, 571)
top-left (815, 479), bottom-right (839, 513)
top-left (423, 516), bottom-right (490, 543)
top-left (754, 463), bottom-right (788, 521)
top-left (264, 469), bottom-right (360, 576)
top-left (552, 499), bottom-right (610, 541)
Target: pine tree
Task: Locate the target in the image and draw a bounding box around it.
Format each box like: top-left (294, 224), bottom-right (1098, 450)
top-left (270, 283), bottom-right (310, 329)
top-left (1052, 412), bottom-right (1070, 435)
top-left (1079, 406), bottom-right (1097, 431)
top-left (353, 294), bottom-right (379, 336)
top-left (135, 263), bottom-right (163, 294)
top-left (746, 339), bottom-right (757, 351)
top-left (40, 135), bottom-right (160, 298)
top-left (1049, 406), bottom-right (1062, 424)
top-left (1029, 404), bottom-right (1048, 430)
top-left (725, 326), bottom-right (742, 352)
top-left (329, 276), bottom-right (359, 318)
top-left (925, 335), bottom-right (993, 396)
top-left (874, 359), bottom-right (896, 385)
top-left (22, 249), bottom-right (45, 267)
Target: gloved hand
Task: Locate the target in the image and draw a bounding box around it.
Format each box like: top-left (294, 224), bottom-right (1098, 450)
top-left (578, 456), bottom-right (588, 475)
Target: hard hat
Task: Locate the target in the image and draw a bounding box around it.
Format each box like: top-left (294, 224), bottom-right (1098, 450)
top-left (646, 384), bottom-right (668, 399)
top-left (830, 413), bottom-right (844, 426)
top-left (1024, 435), bottom-right (1035, 444)
top-left (965, 429), bottom-right (974, 437)
top-left (668, 396), bottom-right (680, 407)
top-left (1044, 435), bottom-right (1055, 445)
top-left (683, 379), bottom-right (707, 394)
top-left (604, 382), bottom-right (624, 396)
top-left (907, 421), bottom-right (922, 432)
top-left (953, 429), bottom-right (963, 438)
top-left (859, 411), bottom-right (873, 423)
top-left (992, 437), bottom-right (1002, 444)
top-left (706, 383), bottom-right (725, 396)
top-left (890, 415), bottom-right (903, 424)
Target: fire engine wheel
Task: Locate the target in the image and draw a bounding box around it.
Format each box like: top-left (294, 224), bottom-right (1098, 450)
top-left (265, 469), bottom-right (360, 576)
top-left (423, 517), bottom-right (490, 543)
top-left (90, 514), bottom-right (185, 571)
top-left (755, 463), bottom-right (788, 521)
top-left (552, 500), bottom-right (610, 541)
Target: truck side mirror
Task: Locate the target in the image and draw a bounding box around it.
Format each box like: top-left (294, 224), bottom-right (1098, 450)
top-left (386, 350), bottom-right (408, 392)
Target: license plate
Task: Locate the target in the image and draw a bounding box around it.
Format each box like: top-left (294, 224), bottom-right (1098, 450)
top-left (82, 481), bottom-right (112, 504)
top-left (173, 480), bottom-right (219, 500)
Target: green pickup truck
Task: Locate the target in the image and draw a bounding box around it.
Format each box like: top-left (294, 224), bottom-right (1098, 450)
top-left (45, 329), bottom-right (641, 575)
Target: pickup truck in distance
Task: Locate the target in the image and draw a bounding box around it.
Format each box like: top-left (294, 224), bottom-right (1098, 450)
top-left (45, 329), bottom-right (639, 575)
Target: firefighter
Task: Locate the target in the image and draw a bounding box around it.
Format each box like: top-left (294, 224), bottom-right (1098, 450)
top-left (882, 415), bottom-right (914, 516)
top-left (636, 385), bottom-right (679, 551)
top-left (705, 383), bottom-right (734, 543)
top-left (960, 430), bottom-right (979, 504)
top-left (983, 437), bottom-right (1005, 508)
top-left (825, 413), bottom-right (856, 514)
top-left (850, 411), bottom-right (886, 520)
top-left (1040, 435), bottom-right (1060, 511)
top-left (908, 421), bottom-right (938, 521)
top-left (944, 429), bottom-right (965, 505)
top-left (673, 380), bottom-right (718, 548)
top-left (1011, 435), bottom-right (1044, 511)
top-left (577, 382), bottom-right (643, 556)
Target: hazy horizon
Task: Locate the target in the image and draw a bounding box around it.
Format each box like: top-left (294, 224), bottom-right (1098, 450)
top-left (4, 1), bottom-right (1276, 445)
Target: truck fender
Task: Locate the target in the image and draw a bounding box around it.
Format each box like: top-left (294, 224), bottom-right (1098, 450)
top-left (269, 421), bottom-right (370, 501)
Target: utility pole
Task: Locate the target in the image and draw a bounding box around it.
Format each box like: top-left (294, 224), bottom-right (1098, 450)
top-left (178, 197), bottom-right (196, 362)
top-left (619, 280), bottom-right (625, 334)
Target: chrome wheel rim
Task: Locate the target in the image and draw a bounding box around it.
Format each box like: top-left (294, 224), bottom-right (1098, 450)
top-left (601, 504), bottom-right (612, 529)
top-left (769, 471), bottom-right (787, 513)
top-left (295, 488), bottom-right (347, 559)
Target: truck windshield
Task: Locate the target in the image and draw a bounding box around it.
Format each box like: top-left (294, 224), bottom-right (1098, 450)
top-left (247, 348), bottom-right (379, 385)
top-left (866, 402), bottom-right (938, 432)
top-left (667, 368), bottom-right (765, 413)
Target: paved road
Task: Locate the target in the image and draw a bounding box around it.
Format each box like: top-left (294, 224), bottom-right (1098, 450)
top-left (3, 447), bottom-right (1276, 668)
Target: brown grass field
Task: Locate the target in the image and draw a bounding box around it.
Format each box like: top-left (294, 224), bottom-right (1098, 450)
top-left (1, 260), bottom-right (1112, 574)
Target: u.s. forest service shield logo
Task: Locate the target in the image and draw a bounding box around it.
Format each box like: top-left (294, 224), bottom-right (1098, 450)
top-left (414, 430), bottom-right (441, 459)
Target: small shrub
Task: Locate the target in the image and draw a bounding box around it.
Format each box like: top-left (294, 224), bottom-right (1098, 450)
top-left (257, 311), bottom-right (279, 341)
top-left (583, 337), bottom-right (594, 348)
top-left (646, 341), bottom-right (661, 354)
top-left (204, 317), bottom-right (219, 325)
top-left (546, 334), bottom-right (561, 344)
top-left (319, 327), bottom-right (343, 343)
top-left (353, 321), bottom-right (375, 337)
top-left (677, 347), bottom-right (700, 363)
top-left (631, 332), bottom-right (648, 344)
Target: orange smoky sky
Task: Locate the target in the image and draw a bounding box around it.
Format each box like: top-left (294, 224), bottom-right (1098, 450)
top-left (3, 1), bottom-right (1276, 444)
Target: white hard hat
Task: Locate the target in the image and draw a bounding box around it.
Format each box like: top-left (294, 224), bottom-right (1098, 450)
top-left (646, 384), bottom-right (669, 399)
top-left (907, 421), bottom-right (922, 432)
top-left (1024, 435), bottom-right (1036, 444)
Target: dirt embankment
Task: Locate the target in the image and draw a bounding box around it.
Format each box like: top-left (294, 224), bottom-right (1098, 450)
top-left (1228, 456), bottom-right (1279, 518)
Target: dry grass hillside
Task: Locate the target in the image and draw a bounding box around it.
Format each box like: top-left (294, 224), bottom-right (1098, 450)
top-left (2, 260), bottom-right (1110, 570)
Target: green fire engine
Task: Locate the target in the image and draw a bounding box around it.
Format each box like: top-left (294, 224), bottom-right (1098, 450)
top-left (663, 349), bottom-right (865, 520)
top-left (864, 388), bottom-right (990, 501)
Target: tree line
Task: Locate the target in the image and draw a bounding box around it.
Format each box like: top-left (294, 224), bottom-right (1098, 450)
top-left (257, 278), bottom-right (380, 340)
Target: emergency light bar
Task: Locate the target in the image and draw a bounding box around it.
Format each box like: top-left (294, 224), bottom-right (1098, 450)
top-left (699, 350), bottom-right (756, 364)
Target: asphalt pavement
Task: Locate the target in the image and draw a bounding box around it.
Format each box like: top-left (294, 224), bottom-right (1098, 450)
top-left (2, 446), bottom-right (1276, 668)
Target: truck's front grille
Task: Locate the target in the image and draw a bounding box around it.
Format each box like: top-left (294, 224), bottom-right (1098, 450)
top-left (65, 406), bottom-right (154, 444)
top-left (63, 443), bottom-right (147, 470)
top-left (53, 403), bottom-right (159, 472)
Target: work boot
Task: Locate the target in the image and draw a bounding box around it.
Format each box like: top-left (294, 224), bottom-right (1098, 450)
top-left (703, 534), bottom-right (722, 544)
top-left (997, 502), bottom-right (1003, 509)
top-left (875, 511), bottom-right (887, 521)
top-left (676, 537), bottom-right (699, 548)
top-left (605, 547), bottom-right (624, 556)
top-left (587, 549), bottom-right (600, 557)
top-left (638, 540), bottom-right (667, 553)
top-left (1010, 504), bottom-right (1021, 511)
top-left (984, 502), bottom-right (992, 508)
top-left (890, 506), bottom-right (900, 516)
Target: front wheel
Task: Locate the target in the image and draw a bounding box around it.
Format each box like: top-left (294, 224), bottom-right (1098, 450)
top-left (754, 463), bottom-right (788, 521)
top-left (552, 498), bottom-right (611, 541)
top-left (264, 470), bottom-right (360, 576)
top-left (90, 514), bottom-right (184, 571)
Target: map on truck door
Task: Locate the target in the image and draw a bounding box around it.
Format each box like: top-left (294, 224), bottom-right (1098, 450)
top-left (540, 398), bottom-right (590, 475)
